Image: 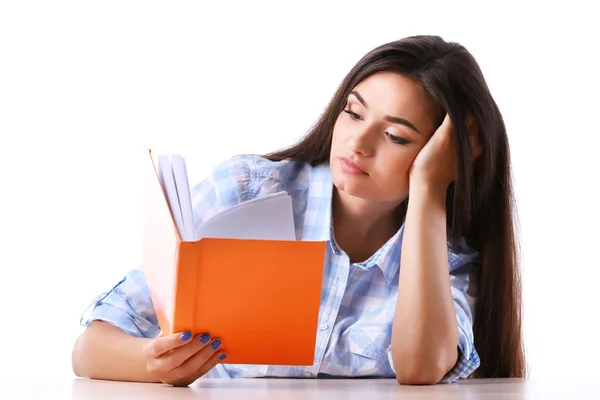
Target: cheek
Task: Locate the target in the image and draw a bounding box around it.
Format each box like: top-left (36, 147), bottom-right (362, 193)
top-left (374, 149), bottom-right (418, 195)
top-left (330, 121), bottom-right (346, 151)
top-left (382, 149), bottom-right (416, 174)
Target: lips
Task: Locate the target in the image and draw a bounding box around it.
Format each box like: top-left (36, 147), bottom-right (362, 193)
top-left (339, 156), bottom-right (367, 175)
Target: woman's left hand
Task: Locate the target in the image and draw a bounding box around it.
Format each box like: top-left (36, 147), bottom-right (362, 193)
top-left (408, 113), bottom-right (481, 194)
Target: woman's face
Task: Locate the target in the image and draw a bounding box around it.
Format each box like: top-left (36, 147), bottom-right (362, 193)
top-left (330, 71), bottom-right (440, 205)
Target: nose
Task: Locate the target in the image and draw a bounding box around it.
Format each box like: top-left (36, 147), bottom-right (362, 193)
top-left (348, 126), bottom-right (375, 156)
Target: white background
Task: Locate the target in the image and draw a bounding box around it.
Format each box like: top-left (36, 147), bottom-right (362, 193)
top-left (1, 0), bottom-right (599, 381)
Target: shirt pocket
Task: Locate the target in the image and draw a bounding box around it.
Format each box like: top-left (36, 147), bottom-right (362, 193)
top-left (346, 325), bottom-right (392, 376)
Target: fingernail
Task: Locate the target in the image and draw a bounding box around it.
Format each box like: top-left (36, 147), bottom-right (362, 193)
top-left (180, 331), bottom-right (192, 341)
top-left (211, 339), bottom-right (222, 350)
top-left (219, 354), bottom-right (227, 360)
top-left (199, 333), bottom-right (210, 344)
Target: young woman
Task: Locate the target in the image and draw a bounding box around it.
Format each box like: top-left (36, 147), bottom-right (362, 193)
top-left (72, 35), bottom-right (526, 386)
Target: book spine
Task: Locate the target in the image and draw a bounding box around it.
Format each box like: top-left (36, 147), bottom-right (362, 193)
top-left (172, 240), bottom-right (200, 335)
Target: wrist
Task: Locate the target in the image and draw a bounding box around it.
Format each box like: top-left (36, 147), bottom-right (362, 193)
top-left (408, 180), bottom-right (448, 205)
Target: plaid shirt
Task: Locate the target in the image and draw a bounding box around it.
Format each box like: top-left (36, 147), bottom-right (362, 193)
top-left (80, 155), bottom-right (481, 382)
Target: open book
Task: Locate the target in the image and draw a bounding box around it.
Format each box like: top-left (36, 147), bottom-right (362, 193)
top-left (141, 150), bottom-right (327, 366)
top-left (155, 153), bottom-right (297, 242)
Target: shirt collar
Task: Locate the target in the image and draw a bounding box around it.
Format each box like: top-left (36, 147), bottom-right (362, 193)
top-left (300, 163), bottom-right (403, 284)
top-left (300, 163), bottom-right (333, 242)
top-left (373, 223), bottom-right (404, 284)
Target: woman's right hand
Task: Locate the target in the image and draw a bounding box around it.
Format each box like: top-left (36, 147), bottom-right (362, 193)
top-left (142, 331), bottom-right (226, 386)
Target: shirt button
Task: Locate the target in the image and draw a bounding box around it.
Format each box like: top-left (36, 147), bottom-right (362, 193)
top-left (319, 323), bottom-right (328, 331)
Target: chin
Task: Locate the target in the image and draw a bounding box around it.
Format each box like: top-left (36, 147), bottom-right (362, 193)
top-left (332, 170), bottom-right (408, 204)
top-left (332, 173), bottom-right (377, 201)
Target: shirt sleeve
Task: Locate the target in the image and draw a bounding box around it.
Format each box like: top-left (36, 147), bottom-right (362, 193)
top-left (439, 259), bottom-right (481, 383)
top-left (386, 242), bottom-right (481, 383)
top-left (79, 269), bottom-right (161, 338)
top-left (80, 156), bottom-right (253, 337)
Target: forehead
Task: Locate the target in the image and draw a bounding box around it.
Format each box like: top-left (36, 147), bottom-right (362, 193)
top-left (351, 71), bottom-right (439, 133)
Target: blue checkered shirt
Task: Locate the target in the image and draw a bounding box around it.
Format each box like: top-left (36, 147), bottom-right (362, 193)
top-left (80, 155), bottom-right (481, 383)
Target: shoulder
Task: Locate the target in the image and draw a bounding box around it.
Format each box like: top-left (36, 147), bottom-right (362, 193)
top-left (189, 155), bottom-right (318, 225)
top-left (205, 154), bottom-right (314, 201)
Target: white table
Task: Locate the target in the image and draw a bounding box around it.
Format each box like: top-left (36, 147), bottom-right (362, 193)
top-left (2, 377), bottom-right (599, 399)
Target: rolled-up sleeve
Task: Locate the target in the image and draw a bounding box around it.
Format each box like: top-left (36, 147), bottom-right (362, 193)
top-left (439, 260), bottom-right (481, 383)
top-left (80, 269), bottom-right (161, 339)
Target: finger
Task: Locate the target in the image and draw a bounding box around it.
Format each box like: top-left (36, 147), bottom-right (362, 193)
top-left (441, 113), bottom-right (452, 130)
top-left (166, 339), bottom-right (226, 386)
top-left (433, 113), bottom-right (452, 142)
top-left (174, 341), bottom-right (227, 385)
top-left (144, 331), bottom-right (199, 358)
top-left (153, 334), bottom-right (214, 373)
top-left (189, 348), bottom-right (227, 380)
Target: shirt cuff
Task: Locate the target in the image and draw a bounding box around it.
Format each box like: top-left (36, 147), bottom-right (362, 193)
top-left (439, 344), bottom-right (480, 383)
top-left (81, 303), bottom-right (159, 338)
top-left (79, 271), bottom-right (161, 339)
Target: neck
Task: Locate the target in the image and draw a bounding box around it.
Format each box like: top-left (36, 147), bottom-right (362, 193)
top-left (331, 188), bottom-right (405, 263)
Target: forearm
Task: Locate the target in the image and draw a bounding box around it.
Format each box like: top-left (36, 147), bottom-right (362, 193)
top-left (391, 184), bottom-right (458, 384)
top-left (72, 321), bottom-right (160, 383)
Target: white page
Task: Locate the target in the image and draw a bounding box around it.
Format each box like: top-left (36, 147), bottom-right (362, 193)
top-left (157, 154), bottom-right (185, 239)
top-left (196, 191), bottom-right (296, 241)
top-left (156, 152), bottom-right (297, 242)
top-left (171, 155), bottom-right (195, 241)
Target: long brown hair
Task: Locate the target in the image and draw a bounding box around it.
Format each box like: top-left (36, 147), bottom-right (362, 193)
top-left (264, 35), bottom-right (526, 378)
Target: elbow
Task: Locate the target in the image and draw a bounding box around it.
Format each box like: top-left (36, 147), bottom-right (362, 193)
top-left (391, 336), bottom-right (457, 385)
top-left (72, 329), bottom-right (95, 378)
top-left (392, 350), bottom-right (454, 385)
top-left (71, 333), bottom-right (87, 378)
top-left (394, 365), bottom-right (446, 385)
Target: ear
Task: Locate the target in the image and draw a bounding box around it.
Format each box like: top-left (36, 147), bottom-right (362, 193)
top-left (466, 112), bottom-right (482, 162)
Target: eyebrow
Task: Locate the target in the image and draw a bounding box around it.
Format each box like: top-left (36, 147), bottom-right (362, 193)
top-left (350, 90), bottom-right (421, 134)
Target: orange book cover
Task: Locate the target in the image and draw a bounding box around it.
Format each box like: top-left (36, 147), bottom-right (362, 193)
top-left (141, 150), bottom-right (327, 366)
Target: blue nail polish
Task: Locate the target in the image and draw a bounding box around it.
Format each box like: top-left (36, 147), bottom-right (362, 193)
top-left (219, 354), bottom-right (227, 360)
top-left (211, 339), bottom-right (222, 350)
top-left (180, 331), bottom-right (192, 341)
top-left (199, 333), bottom-right (210, 344)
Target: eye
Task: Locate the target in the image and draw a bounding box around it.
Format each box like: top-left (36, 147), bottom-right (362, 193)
top-left (343, 109), bottom-right (362, 121)
top-left (385, 132), bottom-right (409, 145)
